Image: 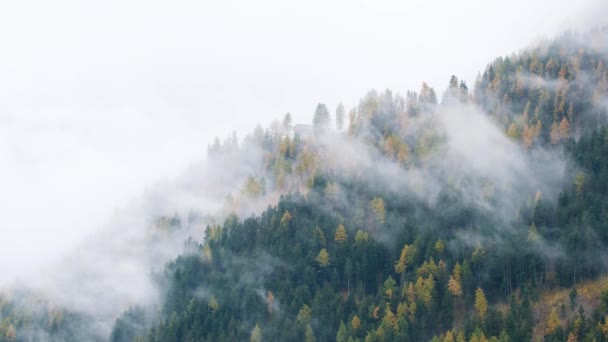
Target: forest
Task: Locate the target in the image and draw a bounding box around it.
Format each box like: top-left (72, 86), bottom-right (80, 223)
top-left (2, 28), bottom-right (608, 342)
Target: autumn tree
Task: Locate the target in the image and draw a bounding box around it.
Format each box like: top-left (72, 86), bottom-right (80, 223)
top-left (266, 291), bottom-right (275, 315)
top-left (527, 222), bottom-right (540, 242)
top-left (250, 324), bottom-right (262, 342)
top-left (337, 321), bottom-right (348, 342)
top-left (355, 229), bottom-right (369, 243)
top-left (280, 210), bottom-right (292, 228)
top-left (507, 123), bottom-right (519, 139)
top-left (384, 134), bottom-right (401, 159)
top-left (551, 117), bottom-right (571, 144)
top-left (434, 239), bottom-right (445, 256)
top-left (297, 304), bottom-right (312, 323)
top-left (469, 329), bottom-right (488, 342)
top-left (559, 117), bottom-right (570, 139)
top-left (5, 325), bottom-right (15, 342)
top-left (545, 308), bottom-right (561, 335)
top-left (474, 288), bottom-right (488, 318)
top-left (448, 262), bottom-right (463, 297)
top-left (335, 224), bottom-right (348, 244)
top-left (244, 175), bottom-right (264, 198)
top-left (209, 296), bottom-right (219, 312)
top-left (406, 281), bottom-right (415, 302)
top-left (395, 244), bottom-right (414, 287)
top-left (522, 121), bottom-right (541, 149)
top-left (382, 303), bottom-right (398, 331)
top-left (316, 248), bottom-right (330, 267)
top-left (351, 315), bottom-right (361, 331)
top-left (444, 330), bottom-right (455, 342)
top-left (305, 324), bottom-right (316, 342)
top-left (313, 226), bottom-right (326, 245)
top-left (550, 122), bottom-right (561, 144)
top-left (397, 143), bottom-right (409, 164)
top-left (370, 197), bottom-right (386, 225)
top-left (415, 276), bottom-right (435, 308)
top-left (601, 319), bottom-right (608, 339)
top-left (574, 172), bottom-right (585, 196)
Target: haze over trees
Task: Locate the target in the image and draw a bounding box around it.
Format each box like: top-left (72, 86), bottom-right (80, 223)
top-left (2, 28), bottom-right (608, 342)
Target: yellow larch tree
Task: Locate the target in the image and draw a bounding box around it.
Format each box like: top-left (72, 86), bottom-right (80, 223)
top-left (474, 288), bottom-right (488, 318)
top-left (550, 122), bottom-right (561, 144)
top-left (507, 123), bottom-right (519, 139)
top-left (545, 308), bottom-right (561, 335)
top-left (250, 324), bottom-right (262, 342)
top-left (351, 315), bottom-right (361, 331)
top-left (448, 262), bottom-right (463, 297)
top-left (370, 197), bottom-right (386, 225)
top-left (266, 291), bottom-right (275, 315)
top-left (382, 303), bottom-right (399, 332)
top-left (334, 224), bottom-right (348, 244)
top-left (395, 244), bottom-right (414, 287)
top-left (5, 325), bottom-right (16, 342)
top-left (316, 248), bottom-right (330, 267)
top-left (280, 211), bottom-right (292, 228)
top-left (559, 117), bottom-right (570, 139)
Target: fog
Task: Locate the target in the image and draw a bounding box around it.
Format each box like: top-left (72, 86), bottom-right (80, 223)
top-left (0, 0), bottom-right (605, 288)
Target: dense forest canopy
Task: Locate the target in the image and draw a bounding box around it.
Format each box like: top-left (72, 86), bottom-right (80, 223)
top-left (2, 28), bottom-right (608, 342)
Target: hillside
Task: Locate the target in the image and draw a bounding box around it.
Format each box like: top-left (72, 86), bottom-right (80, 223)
top-left (2, 28), bottom-right (608, 342)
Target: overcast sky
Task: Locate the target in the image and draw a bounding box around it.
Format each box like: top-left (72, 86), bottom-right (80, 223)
top-left (0, 0), bottom-right (605, 281)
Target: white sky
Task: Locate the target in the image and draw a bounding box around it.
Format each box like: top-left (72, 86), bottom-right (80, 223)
top-left (0, 0), bottom-right (605, 280)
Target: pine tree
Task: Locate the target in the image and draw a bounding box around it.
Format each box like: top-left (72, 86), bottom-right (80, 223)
top-left (282, 112), bottom-right (293, 133)
top-left (336, 103), bottom-right (345, 130)
top-left (313, 103), bottom-right (331, 133)
top-left (384, 276), bottom-right (397, 299)
top-left (345, 259), bottom-right (353, 295)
